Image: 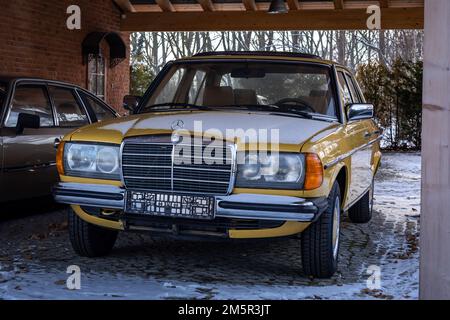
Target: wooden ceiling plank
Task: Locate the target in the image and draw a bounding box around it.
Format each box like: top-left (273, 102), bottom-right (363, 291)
top-left (131, 1), bottom-right (424, 13)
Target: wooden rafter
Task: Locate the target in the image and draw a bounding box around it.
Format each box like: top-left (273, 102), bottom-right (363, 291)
top-left (114, 0), bottom-right (136, 12)
top-left (286, 0), bottom-right (299, 11)
top-left (197, 0), bottom-right (215, 12)
top-left (333, 0), bottom-right (344, 10)
top-left (242, 0), bottom-right (257, 11)
top-left (155, 0), bottom-right (175, 12)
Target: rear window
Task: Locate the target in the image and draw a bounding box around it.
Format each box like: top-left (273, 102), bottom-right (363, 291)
top-left (0, 82), bottom-right (6, 111)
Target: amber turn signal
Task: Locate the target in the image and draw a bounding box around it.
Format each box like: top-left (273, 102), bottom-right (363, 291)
top-left (56, 141), bottom-right (65, 176)
top-left (304, 153), bottom-right (323, 190)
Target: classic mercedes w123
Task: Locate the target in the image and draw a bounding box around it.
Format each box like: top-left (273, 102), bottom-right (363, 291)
top-left (53, 51), bottom-right (381, 278)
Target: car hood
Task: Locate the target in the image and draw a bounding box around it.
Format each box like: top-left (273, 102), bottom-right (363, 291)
top-left (68, 110), bottom-right (339, 148)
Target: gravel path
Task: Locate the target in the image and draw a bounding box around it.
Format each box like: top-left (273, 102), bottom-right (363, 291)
top-left (0, 152), bottom-right (420, 300)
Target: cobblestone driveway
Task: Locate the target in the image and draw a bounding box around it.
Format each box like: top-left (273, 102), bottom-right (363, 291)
top-left (0, 153), bottom-right (420, 299)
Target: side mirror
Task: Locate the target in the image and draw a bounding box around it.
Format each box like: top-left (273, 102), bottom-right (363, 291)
top-left (123, 95), bottom-right (141, 113)
top-left (347, 103), bottom-right (374, 121)
top-left (16, 113), bottom-right (40, 134)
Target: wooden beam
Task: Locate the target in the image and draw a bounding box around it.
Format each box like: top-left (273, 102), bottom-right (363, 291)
top-left (155, 0), bottom-right (175, 12)
top-left (113, 0), bottom-right (136, 12)
top-left (242, 0), bottom-right (257, 11)
top-left (333, 0), bottom-right (344, 10)
top-left (286, 0), bottom-right (300, 10)
top-left (420, 0), bottom-right (450, 300)
top-left (121, 7), bottom-right (424, 31)
top-left (197, 0), bottom-right (215, 12)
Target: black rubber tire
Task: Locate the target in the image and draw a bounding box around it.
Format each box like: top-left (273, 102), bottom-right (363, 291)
top-left (348, 181), bottom-right (374, 224)
top-left (301, 182), bottom-right (341, 278)
top-left (68, 208), bottom-right (118, 257)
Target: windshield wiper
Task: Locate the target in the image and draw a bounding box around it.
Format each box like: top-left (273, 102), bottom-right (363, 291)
top-left (217, 104), bottom-right (281, 112)
top-left (271, 109), bottom-right (337, 122)
top-left (142, 103), bottom-right (212, 112)
top-left (219, 104), bottom-right (315, 119)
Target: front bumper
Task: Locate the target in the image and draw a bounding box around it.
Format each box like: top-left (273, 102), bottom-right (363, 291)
top-left (53, 182), bottom-right (328, 223)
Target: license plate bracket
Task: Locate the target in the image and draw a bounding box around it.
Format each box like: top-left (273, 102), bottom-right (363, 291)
top-left (125, 191), bottom-right (215, 220)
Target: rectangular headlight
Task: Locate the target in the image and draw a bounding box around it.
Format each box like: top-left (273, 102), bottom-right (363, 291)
top-left (235, 153), bottom-right (305, 189)
top-left (63, 142), bottom-right (120, 180)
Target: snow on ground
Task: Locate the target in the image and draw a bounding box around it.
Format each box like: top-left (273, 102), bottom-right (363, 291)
top-left (0, 152), bottom-right (421, 300)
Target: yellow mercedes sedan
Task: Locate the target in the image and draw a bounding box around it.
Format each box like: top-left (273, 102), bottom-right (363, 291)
top-left (53, 51), bottom-right (382, 278)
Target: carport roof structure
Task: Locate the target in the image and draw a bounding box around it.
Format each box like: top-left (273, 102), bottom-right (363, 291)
top-left (114, 0), bottom-right (424, 30)
top-left (113, 0), bottom-right (450, 300)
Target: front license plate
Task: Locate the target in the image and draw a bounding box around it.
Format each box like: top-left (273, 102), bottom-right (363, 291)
top-left (125, 191), bottom-right (215, 220)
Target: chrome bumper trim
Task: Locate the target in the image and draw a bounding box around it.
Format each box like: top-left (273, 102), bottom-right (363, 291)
top-left (53, 183), bottom-right (125, 209)
top-left (215, 194), bottom-right (320, 222)
top-left (53, 183), bottom-right (324, 222)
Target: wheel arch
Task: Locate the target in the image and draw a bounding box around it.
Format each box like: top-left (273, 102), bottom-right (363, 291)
top-left (334, 165), bottom-right (348, 210)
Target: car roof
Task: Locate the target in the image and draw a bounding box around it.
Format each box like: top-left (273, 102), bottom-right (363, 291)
top-left (0, 76), bottom-right (86, 90)
top-left (178, 51), bottom-right (350, 70)
top-left (0, 76), bottom-right (118, 115)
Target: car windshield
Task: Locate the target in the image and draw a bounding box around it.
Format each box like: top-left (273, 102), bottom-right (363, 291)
top-left (141, 61), bottom-right (338, 119)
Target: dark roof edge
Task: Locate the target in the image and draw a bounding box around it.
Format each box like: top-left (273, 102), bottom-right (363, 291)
top-left (192, 51), bottom-right (322, 60)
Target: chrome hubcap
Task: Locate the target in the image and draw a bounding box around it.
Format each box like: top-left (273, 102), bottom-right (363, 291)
top-left (332, 197), bottom-right (341, 259)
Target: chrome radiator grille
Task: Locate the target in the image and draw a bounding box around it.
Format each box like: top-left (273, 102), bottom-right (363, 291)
top-left (121, 137), bottom-right (235, 195)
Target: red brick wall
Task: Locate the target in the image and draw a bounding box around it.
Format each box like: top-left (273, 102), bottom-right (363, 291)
top-left (0, 0), bottom-right (130, 112)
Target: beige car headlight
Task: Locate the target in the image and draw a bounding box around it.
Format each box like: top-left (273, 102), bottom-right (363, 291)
top-left (236, 153), bottom-right (305, 189)
top-left (64, 143), bottom-right (120, 180)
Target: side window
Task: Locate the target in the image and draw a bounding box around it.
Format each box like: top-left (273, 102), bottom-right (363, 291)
top-left (337, 72), bottom-right (353, 106)
top-left (79, 91), bottom-right (116, 122)
top-left (48, 86), bottom-right (89, 127)
top-left (345, 74), bottom-right (361, 103)
top-left (5, 85), bottom-right (54, 127)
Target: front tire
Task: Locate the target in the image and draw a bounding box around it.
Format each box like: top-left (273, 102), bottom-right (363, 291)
top-left (348, 181), bottom-right (374, 223)
top-left (301, 182), bottom-right (341, 278)
top-left (68, 208), bottom-right (118, 257)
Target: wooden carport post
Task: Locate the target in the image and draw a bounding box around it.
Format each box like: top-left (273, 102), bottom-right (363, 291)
top-left (420, 0), bottom-right (450, 299)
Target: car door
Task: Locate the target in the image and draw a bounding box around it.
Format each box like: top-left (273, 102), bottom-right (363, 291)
top-left (0, 82), bottom-right (62, 202)
top-left (0, 82), bottom-right (92, 202)
top-left (77, 90), bottom-right (118, 122)
top-left (337, 71), bottom-right (373, 205)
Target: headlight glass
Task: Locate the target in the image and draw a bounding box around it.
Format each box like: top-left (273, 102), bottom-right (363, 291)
top-left (236, 153), bottom-right (305, 189)
top-left (64, 143), bottom-right (120, 180)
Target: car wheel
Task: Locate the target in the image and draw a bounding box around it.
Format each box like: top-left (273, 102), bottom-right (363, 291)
top-left (68, 207), bottom-right (118, 257)
top-left (301, 182), bottom-right (341, 278)
top-left (348, 181), bottom-right (374, 223)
